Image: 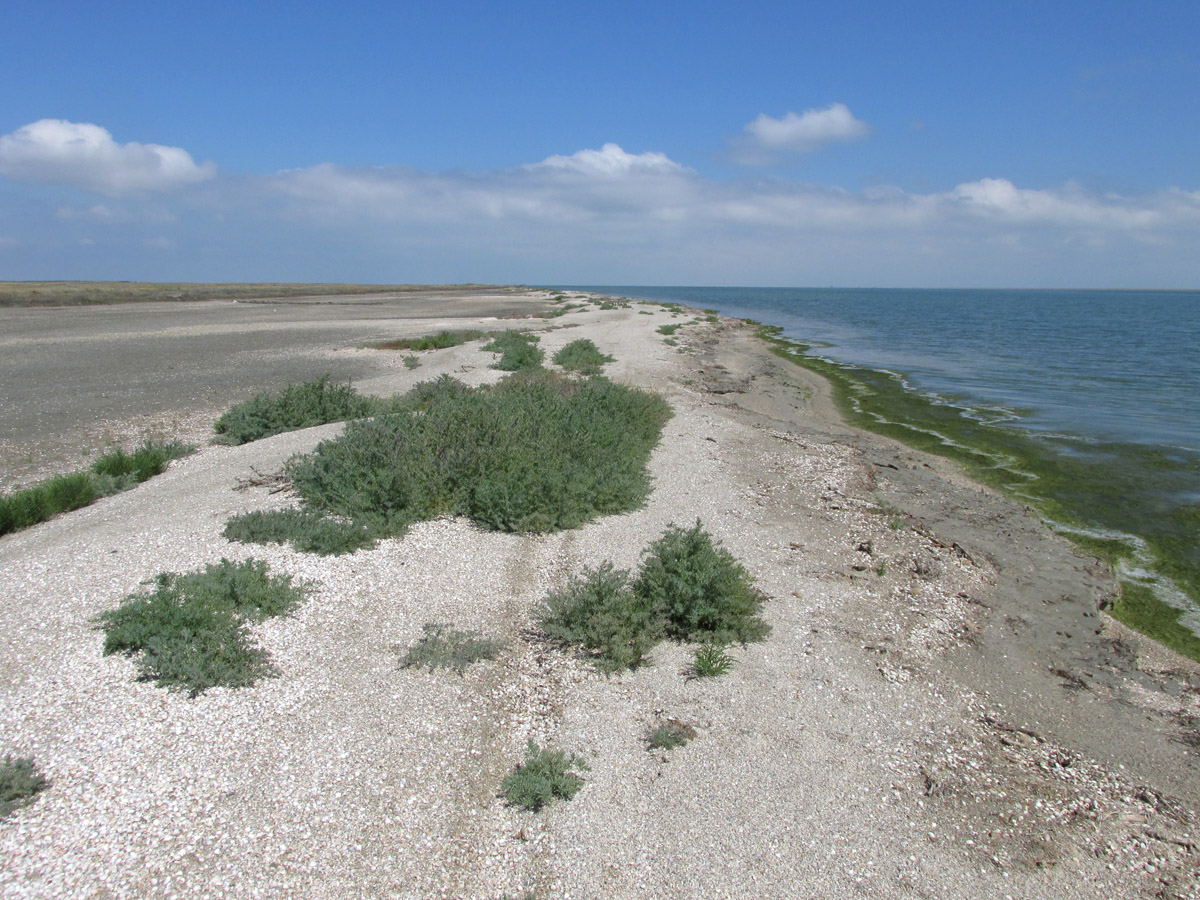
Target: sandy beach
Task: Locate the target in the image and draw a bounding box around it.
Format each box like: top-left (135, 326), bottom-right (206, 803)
top-left (1, 288), bottom-right (1198, 899)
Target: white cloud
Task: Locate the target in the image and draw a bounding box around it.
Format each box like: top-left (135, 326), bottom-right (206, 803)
top-left (0, 119), bottom-right (215, 195)
top-left (529, 143), bottom-right (690, 176)
top-left (5, 134), bottom-right (1199, 286)
top-left (735, 103), bottom-right (871, 162)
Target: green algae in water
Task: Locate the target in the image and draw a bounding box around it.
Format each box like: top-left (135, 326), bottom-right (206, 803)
top-left (756, 324), bottom-right (1200, 662)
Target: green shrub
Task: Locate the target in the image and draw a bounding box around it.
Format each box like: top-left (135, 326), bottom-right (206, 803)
top-left (646, 719), bottom-right (696, 751)
top-left (536, 562), bottom-right (662, 671)
top-left (223, 507), bottom-right (378, 555)
top-left (402, 355), bottom-right (420, 369)
top-left (634, 520), bottom-right (769, 644)
top-left (98, 559), bottom-right (309, 696)
top-left (501, 740), bottom-right (588, 811)
top-left (553, 339), bottom-right (615, 375)
top-left (0, 756), bottom-right (48, 818)
top-left (657, 323), bottom-right (681, 336)
top-left (213, 376), bottom-right (376, 444)
top-left (481, 331), bottom-right (544, 371)
top-left (399, 623), bottom-right (504, 674)
top-left (691, 642), bottom-right (734, 677)
top-left (281, 371), bottom-right (671, 539)
top-left (536, 522), bottom-right (767, 672)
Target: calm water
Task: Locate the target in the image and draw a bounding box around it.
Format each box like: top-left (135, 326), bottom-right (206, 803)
top-left (561, 285), bottom-right (1200, 628)
top-left (577, 287), bottom-right (1200, 452)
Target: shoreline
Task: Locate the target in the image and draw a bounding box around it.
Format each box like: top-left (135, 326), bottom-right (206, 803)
top-left (1, 290), bottom-right (1198, 898)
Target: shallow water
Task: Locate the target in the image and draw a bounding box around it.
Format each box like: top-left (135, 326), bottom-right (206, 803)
top-left (563, 285), bottom-right (1200, 635)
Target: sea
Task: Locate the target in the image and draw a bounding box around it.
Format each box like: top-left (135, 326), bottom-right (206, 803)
top-left (562, 286), bottom-right (1200, 633)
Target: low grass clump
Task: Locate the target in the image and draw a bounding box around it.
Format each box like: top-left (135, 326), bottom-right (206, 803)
top-left (537, 521), bottom-right (768, 671)
top-left (691, 642), bottom-right (734, 677)
top-left (501, 740), bottom-right (588, 811)
top-left (246, 371), bottom-right (670, 546)
top-left (213, 376), bottom-right (376, 445)
top-left (98, 558), bottom-right (309, 696)
top-left (399, 624), bottom-right (505, 674)
top-left (656, 323), bottom-right (681, 336)
top-left (553, 339), bottom-right (615, 375)
top-left (646, 719), bottom-right (696, 751)
top-left (224, 507), bottom-right (378, 555)
top-left (370, 329), bottom-right (488, 352)
top-left (481, 331), bottom-right (544, 371)
top-left (0, 756), bottom-right (48, 818)
top-left (0, 440), bottom-right (192, 537)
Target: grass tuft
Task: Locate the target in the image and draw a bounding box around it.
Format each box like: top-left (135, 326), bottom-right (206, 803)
top-left (213, 376), bottom-right (376, 445)
top-left (646, 719), bottom-right (696, 751)
top-left (553, 339), bottom-right (615, 375)
top-left (370, 329), bottom-right (487, 352)
top-left (399, 623), bottom-right (505, 674)
top-left (691, 642), bottom-right (734, 677)
top-left (501, 741), bottom-right (588, 811)
top-left (98, 558), bottom-right (309, 696)
top-left (0, 756), bottom-right (48, 818)
top-left (0, 440), bottom-right (191, 537)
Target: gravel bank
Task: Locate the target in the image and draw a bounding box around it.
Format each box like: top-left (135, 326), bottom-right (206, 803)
top-left (2, 297), bottom-right (1198, 898)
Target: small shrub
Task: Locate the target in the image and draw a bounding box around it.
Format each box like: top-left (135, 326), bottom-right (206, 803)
top-left (402, 355), bottom-right (420, 369)
top-left (501, 741), bottom-right (588, 811)
top-left (656, 324), bottom-right (681, 336)
top-left (481, 331), bottom-right (544, 371)
top-left (691, 642), bottom-right (734, 677)
top-left (0, 756), bottom-right (48, 818)
top-left (224, 507), bottom-right (378, 555)
top-left (98, 559), bottom-right (309, 696)
top-left (537, 562), bottom-right (662, 671)
top-left (634, 520), bottom-right (769, 644)
top-left (213, 376), bottom-right (376, 444)
top-left (399, 623), bottom-right (504, 674)
top-left (647, 719), bottom-right (697, 750)
top-left (553, 339), bottom-right (614, 375)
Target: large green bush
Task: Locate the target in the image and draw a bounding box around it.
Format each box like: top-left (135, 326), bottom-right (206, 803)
top-left (213, 376), bottom-right (377, 444)
top-left (278, 371), bottom-right (671, 539)
top-left (553, 339), bottom-right (614, 375)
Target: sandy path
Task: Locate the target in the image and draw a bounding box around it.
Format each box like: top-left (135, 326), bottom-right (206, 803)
top-left (1, 298), bottom-right (1198, 898)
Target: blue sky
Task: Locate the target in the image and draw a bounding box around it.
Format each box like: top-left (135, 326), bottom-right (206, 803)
top-left (2, 0), bottom-right (1198, 287)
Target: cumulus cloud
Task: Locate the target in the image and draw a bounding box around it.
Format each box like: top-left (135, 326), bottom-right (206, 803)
top-left (733, 103), bottom-right (870, 163)
top-left (0, 119), bottom-right (215, 194)
top-left (529, 143), bottom-right (690, 176)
